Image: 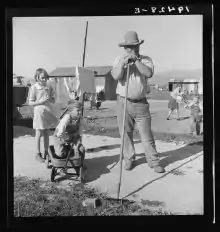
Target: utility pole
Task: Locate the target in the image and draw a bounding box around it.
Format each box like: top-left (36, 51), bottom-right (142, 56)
top-left (82, 21), bottom-right (88, 67)
top-left (80, 21), bottom-right (89, 112)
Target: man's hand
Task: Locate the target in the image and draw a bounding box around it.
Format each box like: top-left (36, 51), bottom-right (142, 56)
top-left (119, 54), bottom-right (132, 66)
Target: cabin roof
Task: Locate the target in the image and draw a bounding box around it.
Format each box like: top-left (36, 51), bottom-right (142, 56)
top-left (49, 66), bottom-right (112, 77)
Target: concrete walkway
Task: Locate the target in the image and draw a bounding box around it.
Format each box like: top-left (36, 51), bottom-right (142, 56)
top-left (13, 127), bottom-right (203, 215)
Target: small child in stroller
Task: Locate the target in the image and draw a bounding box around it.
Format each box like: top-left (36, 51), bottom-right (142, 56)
top-left (53, 101), bottom-right (85, 159)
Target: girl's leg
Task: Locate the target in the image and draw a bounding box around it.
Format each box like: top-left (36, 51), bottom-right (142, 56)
top-left (35, 129), bottom-right (41, 154)
top-left (35, 130), bottom-right (45, 162)
top-left (43, 129), bottom-right (49, 158)
top-left (176, 109), bottom-right (180, 120)
top-left (167, 110), bottom-right (173, 120)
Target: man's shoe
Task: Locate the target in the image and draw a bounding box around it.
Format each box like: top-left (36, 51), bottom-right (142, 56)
top-left (153, 165), bottom-right (165, 173)
top-left (124, 160), bottom-right (134, 171)
top-left (36, 153), bottom-right (45, 163)
top-left (147, 156), bottom-right (165, 173)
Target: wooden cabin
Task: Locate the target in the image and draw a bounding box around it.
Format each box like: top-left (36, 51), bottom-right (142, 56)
top-left (49, 66), bottom-right (117, 101)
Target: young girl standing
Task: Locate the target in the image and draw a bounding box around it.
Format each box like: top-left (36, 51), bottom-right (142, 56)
top-left (29, 68), bottom-right (58, 162)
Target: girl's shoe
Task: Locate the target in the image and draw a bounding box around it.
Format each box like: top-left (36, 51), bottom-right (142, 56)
top-left (36, 153), bottom-right (45, 163)
top-left (44, 151), bottom-right (49, 160)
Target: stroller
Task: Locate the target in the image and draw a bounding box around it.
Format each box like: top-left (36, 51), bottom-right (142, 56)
top-left (45, 106), bottom-right (87, 183)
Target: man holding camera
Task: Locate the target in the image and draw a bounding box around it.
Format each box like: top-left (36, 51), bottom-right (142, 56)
top-left (111, 31), bottom-right (165, 173)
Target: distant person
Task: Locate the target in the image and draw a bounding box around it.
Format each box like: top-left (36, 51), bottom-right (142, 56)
top-left (29, 68), bottom-right (58, 162)
top-left (111, 31), bottom-right (165, 173)
top-left (166, 84), bottom-right (184, 121)
top-left (186, 95), bottom-right (203, 135)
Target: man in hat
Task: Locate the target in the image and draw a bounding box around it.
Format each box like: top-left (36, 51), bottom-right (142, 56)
top-left (111, 31), bottom-right (165, 173)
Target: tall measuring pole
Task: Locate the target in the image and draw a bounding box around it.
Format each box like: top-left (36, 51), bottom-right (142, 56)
top-left (82, 21), bottom-right (88, 68)
top-left (80, 21), bottom-right (89, 112)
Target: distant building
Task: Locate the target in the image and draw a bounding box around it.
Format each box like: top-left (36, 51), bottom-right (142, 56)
top-left (49, 66), bottom-right (117, 101)
top-left (168, 78), bottom-right (200, 94)
top-left (182, 79), bottom-right (199, 94)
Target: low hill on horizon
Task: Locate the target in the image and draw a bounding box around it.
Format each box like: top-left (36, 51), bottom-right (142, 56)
top-left (149, 69), bottom-right (202, 86)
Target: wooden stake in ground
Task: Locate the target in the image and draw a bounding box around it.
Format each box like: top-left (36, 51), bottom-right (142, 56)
top-left (117, 63), bottom-right (130, 199)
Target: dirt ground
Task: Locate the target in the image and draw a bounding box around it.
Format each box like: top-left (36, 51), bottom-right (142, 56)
top-left (16, 98), bottom-right (203, 144)
top-left (13, 98), bottom-right (204, 215)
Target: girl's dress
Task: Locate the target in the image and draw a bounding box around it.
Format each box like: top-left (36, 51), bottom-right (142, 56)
top-left (168, 87), bottom-right (180, 110)
top-left (29, 83), bottom-right (58, 130)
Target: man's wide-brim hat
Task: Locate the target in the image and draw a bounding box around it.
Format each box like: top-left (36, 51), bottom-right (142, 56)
top-left (119, 31), bottom-right (144, 47)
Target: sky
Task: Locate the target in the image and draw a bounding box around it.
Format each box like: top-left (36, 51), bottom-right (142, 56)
top-left (13, 15), bottom-right (202, 79)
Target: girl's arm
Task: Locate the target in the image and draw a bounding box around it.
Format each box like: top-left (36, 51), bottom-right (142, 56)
top-left (28, 85), bottom-right (49, 106)
top-left (29, 99), bottom-right (49, 106)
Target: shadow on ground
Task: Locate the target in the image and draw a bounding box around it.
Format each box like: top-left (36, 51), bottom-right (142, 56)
top-left (82, 140), bottom-right (203, 183)
top-left (122, 141), bottom-right (203, 199)
top-left (48, 154), bottom-right (121, 184)
top-left (13, 117), bottom-right (34, 138)
top-left (86, 140), bottom-right (141, 153)
top-left (134, 141), bottom-right (203, 169)
top-left (13, 118), bottom-right (55, 139)
top-left (86, 108), bottom-right (109, 111)
top-left (83, 154), bottom-right (120, 183)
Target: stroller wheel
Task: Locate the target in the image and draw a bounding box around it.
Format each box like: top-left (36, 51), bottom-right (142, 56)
top-left (51, 167), bottom-right (56, 182)
top-left (79, 166), bottom-right (87, 183)
top-left (79, 167), bottom-right (85, 183)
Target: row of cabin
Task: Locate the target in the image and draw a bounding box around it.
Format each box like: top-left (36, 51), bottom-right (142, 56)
top-left (48, 65), bottom-right (203, 104)
top-left (168, 78), bottom-right (203, 95)
top-left (48, 66), bottom-right (118, 103)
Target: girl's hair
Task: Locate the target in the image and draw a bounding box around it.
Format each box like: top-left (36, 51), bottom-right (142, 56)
top-left (34, 68), bottom-right (49, 82)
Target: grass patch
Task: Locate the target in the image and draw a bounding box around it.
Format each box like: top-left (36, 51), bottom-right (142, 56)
top-left (14, 176), bottom-right (172, 216)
